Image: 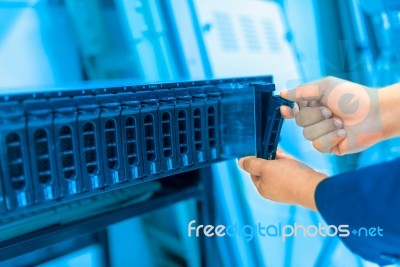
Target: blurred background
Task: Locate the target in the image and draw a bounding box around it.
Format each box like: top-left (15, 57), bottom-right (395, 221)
top-left (1, 0), bottom-right (400, 266)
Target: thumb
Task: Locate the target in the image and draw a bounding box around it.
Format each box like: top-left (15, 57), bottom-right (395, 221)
top-left (238, 156), bottom-right (268, 176)
top-left (276, 149), bottom-right (296, 160)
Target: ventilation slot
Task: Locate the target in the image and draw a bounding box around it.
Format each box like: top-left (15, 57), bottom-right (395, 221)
top-left (193, 108), bottom-right (203, 151)
top-left (207, 107), bottom-right (217, 148)
top-left (82, 122), bottom-right (98, 174)
top-left (59, 126), bottom-right (76, 179)
top-left (240, 16), bottom-right (261, 51)
top-left (104, 119), bottom-right (118, 170)
top-left (125, 117), bottom-right (138, 166)
top-left (34, 129), bottom-right (51, 184)
top-left (161, 112), bottom-right (173, 158)
top-left (263, 19), bottom-right (281, 52)
top-left (6, 133), bottom-right (25, 190)
top-left (214, 11), bottom-right (239, 51)
top-left (177, 110), bottom-right (188, 154)
top-left (144, 114), bottom-right (156, 161)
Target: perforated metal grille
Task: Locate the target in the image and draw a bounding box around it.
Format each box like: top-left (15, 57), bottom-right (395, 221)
top-left (82, 122), bottom-right (98, 174)
top-left (125, 117), bottom-right (138, 166)
top-left (144, 114), bottom-right (156, 161)
top-left (104, 119), bottom-right (118, 170)
top-left (177, 110), bottom-right (188, 154)
top-left (6, 133), bottom-right (25, 190)
top-left (161, 112), bottom-right (173, 158)
top-left (34, 129), bottom-right (51, 184)
top-left (207, 107), bottom-right (217, 148)
top-left (193, 108), bottom-right (203, 151)
top-left (59, 126), bottom-right (76, 179)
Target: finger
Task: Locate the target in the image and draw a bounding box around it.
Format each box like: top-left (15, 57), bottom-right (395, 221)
top-left (238, 157), bottom-right (268, 176)
top-left (312, 129), bottom-right (347, 153)
top-left (281, 77), bottom-right (342, 102)
top-left (280, 106), bottom-right (293, 119)
top-left (295, 107), bottom-right (332, 127)
top-left (280, 102), bottom-right (300, 119)
top-left (303, 118), bottom-right (343, 141)
top-left (298, 100), bottom-right (309, 109)
top-left (331, 138), bottom-right (349, 155)
top-left (281, 83), bottom-right (322, 102)
top-left (238, 156), bottom-right (254, 169)
top-left (309, 100), bottom-right (322, 108)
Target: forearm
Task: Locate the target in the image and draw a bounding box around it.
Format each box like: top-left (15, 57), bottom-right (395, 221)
top-left (295, 171), bottom-right (327, 211)
top-left (379, 84), bottom-right (400, 140)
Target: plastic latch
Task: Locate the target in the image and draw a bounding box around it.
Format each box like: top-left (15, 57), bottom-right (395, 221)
top-left (262, 95), bottom-right (294, 160)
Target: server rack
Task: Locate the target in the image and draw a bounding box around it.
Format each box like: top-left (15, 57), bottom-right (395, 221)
top-left (0, 75), bottom-right (291, 218)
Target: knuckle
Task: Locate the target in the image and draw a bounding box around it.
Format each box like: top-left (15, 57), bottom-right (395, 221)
top-left (324, 76), bottom-right (335, 86)
top-left (328, 118), bottom-right (335, 126)
top-left (303, 128), bottom-right (313, 141)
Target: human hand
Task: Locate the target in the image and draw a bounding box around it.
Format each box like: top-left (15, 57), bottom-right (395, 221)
top-left (280, 76), bottom-right (384, 155)
top-left (238, 150), bottom-right (327, 211)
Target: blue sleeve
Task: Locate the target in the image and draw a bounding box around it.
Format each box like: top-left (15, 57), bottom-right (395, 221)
top-left (315, 158), bottom-right (400, 265)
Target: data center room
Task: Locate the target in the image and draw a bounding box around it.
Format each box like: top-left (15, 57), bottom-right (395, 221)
top-left (1, 0), bottom-right (400, 267)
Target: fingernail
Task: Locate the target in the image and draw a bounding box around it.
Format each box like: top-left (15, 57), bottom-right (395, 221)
top-left (333, 118), bottom-right (343, 128)
top-left (322, 108), bottom-right (332, 119)
top-left (238, 158), bottom-right (245, 169)
top-left (336, 129), bottom-right (346, 137)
